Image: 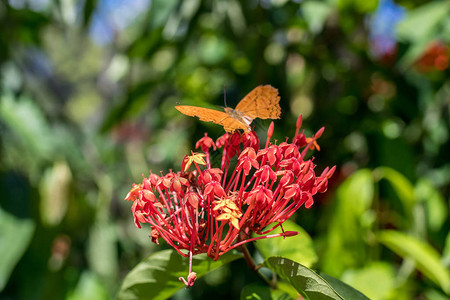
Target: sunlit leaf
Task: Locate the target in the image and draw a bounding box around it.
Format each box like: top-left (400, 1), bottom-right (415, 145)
top-left (318, 273), bottom-right (371, 300)
top-left (117, 249), bottom-right (242, 300)
top-left (264, 257), bottom-right (369, 300)
top-left (255, 220), bottom-right (318, 268)
top-left (341, 262), bottom-right (395, 300)
top-left (378, 230), bottom-right (450, 295)
top-left (415, 179), bottom-right (447, 232)
top-left (0, 208), bottom-right (35, 291)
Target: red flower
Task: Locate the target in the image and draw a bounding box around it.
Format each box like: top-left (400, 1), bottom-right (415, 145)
top-left (124, 115), bottom-right (335, 286)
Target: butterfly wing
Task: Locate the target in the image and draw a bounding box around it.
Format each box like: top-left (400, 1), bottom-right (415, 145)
top-left (234, 85), bottom-right (281, 119)
top-left (175, 105), bottom-right (249, 132)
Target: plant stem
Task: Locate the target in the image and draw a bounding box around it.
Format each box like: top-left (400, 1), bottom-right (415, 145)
top-left (240, 244), bottom-right (277, 289)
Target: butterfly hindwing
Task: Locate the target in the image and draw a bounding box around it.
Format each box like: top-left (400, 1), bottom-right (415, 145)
top-left (234, 85), bottom-right (281, 120)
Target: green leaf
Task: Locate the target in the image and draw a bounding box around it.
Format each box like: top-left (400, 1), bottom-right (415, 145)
top-left (378, 230), bottom-right (450, 294)
top-left (0, 208), bottom-right (35, 291)
top-left (443, 232), bottom-right (450, 266)
top-left (425, 288), bottom-right (450, 300)
top-left (255, 220), bottom-right (318, 268)
top-left (264, 257), bottom-right (369, 300)
top-left (396, 1), bottom-right (450, 68)
top-left (396, 1), bottom-right (450, 43)
top-left (415, 179), bottom-right (447, 232)
top-left (323, 169), bottom-right (374, 276)
top-left (116, 249), bottom-right (242, 300)
top-left (67, 272), bottom-right (109, 300)
top-left (241, 283), bottom-right (292, 300)
top-left (0, 93), bottom-right (54, 161)
top-left (302, 1), bottom-right (333, 34)
top-left (318, 273), bottom-right (371, 300)
top-left (340, 262), bottom-right (395, 300)
top-left (374, 167), bottom-right (416, 219)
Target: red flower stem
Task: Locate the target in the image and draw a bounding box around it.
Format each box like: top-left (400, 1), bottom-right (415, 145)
top-left (225, 231), bottom-right (299, 252)
top-left (157, 230), bottom-right (189, 256)
top-left (225, 166), bottom-right (238, 191)
top-left (268, 201), bottom-right (300, 225)
top-left (232, 170), bottom-right (242, 193)
top-left (193, 162), bottom-right (204, 182)
top-left (295, 115), bottom-right (302, 137)
top-left (237, 173), bottom-right (246, 207)
top-left (222, 158), bottom-right (231, 187)
top-left (300, 137), bottom-right (317, 159)
top-left (258, 223), bottom-right (282, 235)
top-left (188, 226), bottom-right (196, 274)
top-left (207, 221), bottom-right (225, 258)
top-left (243, 173), bottom-right (257, 191)
top-left (220, 146), bottom-right (228, 170)
top-left (205, 149), bottom-right (211, 169)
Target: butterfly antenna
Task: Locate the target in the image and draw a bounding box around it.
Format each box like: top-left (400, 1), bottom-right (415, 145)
top-left (223, 85), bottom-right (228, 108)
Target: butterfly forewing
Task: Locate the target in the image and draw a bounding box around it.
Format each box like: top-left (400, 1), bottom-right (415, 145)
top-left (175, 106), bottom-right (249, 132)
top-left (234, 85), bottom-right (281, 119)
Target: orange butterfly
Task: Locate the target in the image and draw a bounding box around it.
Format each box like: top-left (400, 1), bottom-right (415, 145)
top-left (175, 85), bottom-right (281, 133)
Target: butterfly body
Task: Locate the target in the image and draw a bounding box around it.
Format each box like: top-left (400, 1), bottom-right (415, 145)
top-left (223, 107), bottom-right (253, 131)
top-left (175, 85), bottom-right (281, 133)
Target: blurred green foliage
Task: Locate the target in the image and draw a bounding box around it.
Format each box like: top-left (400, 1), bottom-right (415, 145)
top-left (0, 0), bottom-right (449, 299)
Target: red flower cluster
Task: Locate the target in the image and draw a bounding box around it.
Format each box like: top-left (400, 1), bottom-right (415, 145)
top-left (124, 116), bottom-right (335, 286)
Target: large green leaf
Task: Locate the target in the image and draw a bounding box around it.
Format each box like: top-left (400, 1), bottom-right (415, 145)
top-left (0, 208), bottom-right (35, 291)
top-left (116, 249), bottom-right (242, 300)
top-left (255, 220), bottom-right (318, 268)
top-left (378, 230), bottom-right (450, 295)
top-left (264, 257), bottom-right (369, 300)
